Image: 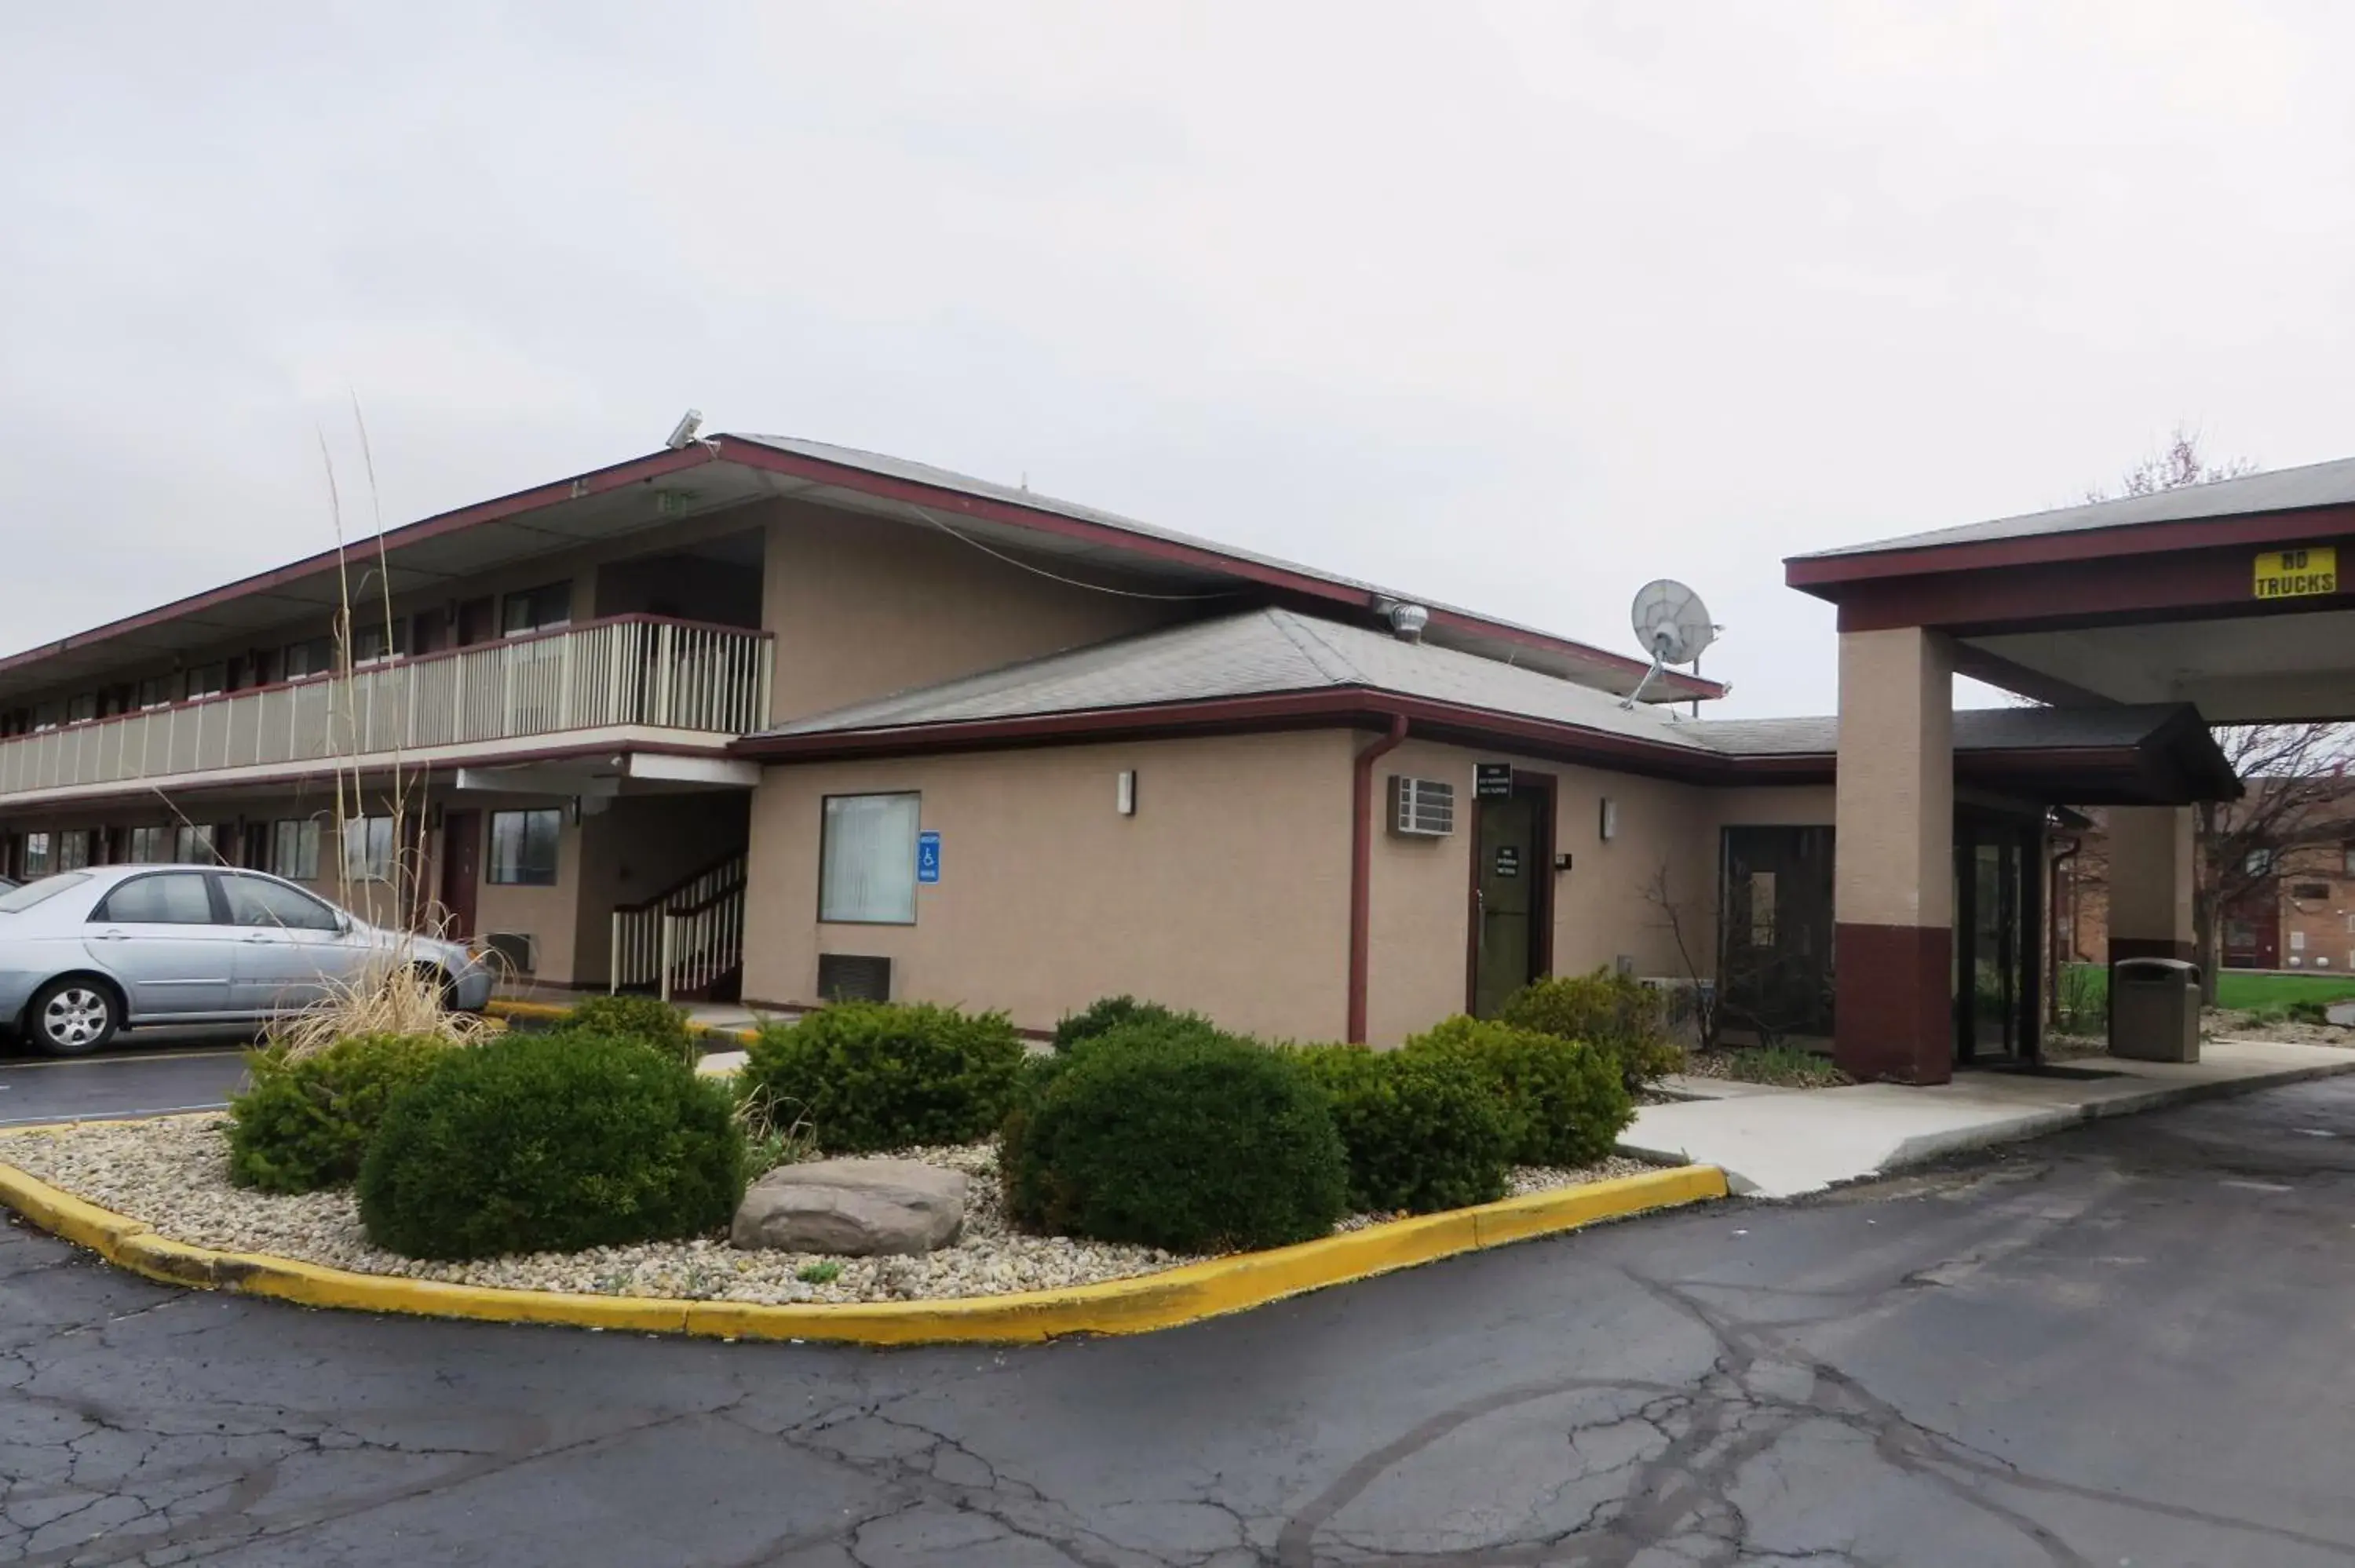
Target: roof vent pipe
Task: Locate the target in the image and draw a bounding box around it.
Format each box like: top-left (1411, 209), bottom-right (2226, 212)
top-left (1382, 600), bottom-right (1430, 642)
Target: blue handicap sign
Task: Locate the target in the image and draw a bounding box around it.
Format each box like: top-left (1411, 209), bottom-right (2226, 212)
top-left (916, 830), bottom-right (942, 884)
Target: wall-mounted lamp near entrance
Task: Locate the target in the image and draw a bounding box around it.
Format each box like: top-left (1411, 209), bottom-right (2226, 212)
top-left (1116, 770), bottom-right (1137, 816)
top-left (1598, 798), bottom-right (1619, 841)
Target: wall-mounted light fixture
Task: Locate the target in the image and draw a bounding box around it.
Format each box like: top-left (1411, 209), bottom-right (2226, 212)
top-left (1598, 798), bottom-right (1619, 841)
top-left (1116, 770), bottom-right (1137, 816)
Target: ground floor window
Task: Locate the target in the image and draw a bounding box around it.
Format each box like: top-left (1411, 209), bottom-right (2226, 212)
top-left (174, 823), bottom-right (219, 864)
top-left (342, 815), bottom-right (396, 881)
top-left (128, 826), bottom-right (170, 864)
top-left (57, 830), bottom-right (91, 871)
top-left (487, 808), bottom-right (561, 886)
top-left (273, 819), bottom-right (323, 881)
top-left (22, 832), bottom-right (51, 877)
top-left (820, 792), bottom-right (920, 924)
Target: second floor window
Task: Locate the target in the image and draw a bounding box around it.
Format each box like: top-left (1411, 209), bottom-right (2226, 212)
top-left (136, 675), bottom-right (173, 709)
top-left (65, 694), bottom-right (98, 724)
top-left (184, 665), bottom-right (227, 700)
top-left (284, 636), bottom-right (335, 680)
top-left (352, 618), bottom-right (408, 665)
top-left (502, 583), bottom-right (572, 637)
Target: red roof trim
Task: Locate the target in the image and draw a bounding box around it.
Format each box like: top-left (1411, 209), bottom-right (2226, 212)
top-left (1787, 502), bottom-right (2355, 593)
top-left (0, 447), bottom-right (725, 680)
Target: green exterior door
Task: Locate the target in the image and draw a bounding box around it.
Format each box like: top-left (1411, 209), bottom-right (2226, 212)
top-left (1473, 788), bottom-right (1543, 1016)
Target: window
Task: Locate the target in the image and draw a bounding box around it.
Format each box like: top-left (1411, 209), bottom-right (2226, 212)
top-left (174, 824), bottom-right (219, 864)
top-left (487, 808), bottom-right (561, 886)
top-left (272, 819), bottom-right (323, 881)
top-left (31, 702), bottom-right (61, 732)
top-left (501, 582), bottom-right (572, 636)
top-left (136, 675), bottom-right (175, 710)
top-left (65, 693), bottom-right (98, 724)
top-left (22, 833), bottom-right (52, 877)
top-left (0, 873), bottom-right (89, 913)
top-left (2291, 931), bottom-right (2308, 954)
top-left (820, 793), bottom-right (921, 924)
top-left (342, 816), bottom-right (396, 881)
top-left (2246, 848), bottom-right (2276, 877)
top-left (2293, 881), bottom-right (2333, 902)
top-left (96, 872), bottom-right (216, 925)
top-left (184, 664), bottom-right (227, 700)
top-left (57, 830), bottom-right (91, 872)
top-left (352, 618), bottom-right (408, 665)
top-left (283, 636), bottom-right (335, 680)
top-left (221, 874), bottom-right (340, 932)
top-left (128, 826), bottom-right (171, 864)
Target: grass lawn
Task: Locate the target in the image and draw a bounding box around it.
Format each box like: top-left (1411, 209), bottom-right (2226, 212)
top-left (2062, 964), bottom-right (2355, 1010)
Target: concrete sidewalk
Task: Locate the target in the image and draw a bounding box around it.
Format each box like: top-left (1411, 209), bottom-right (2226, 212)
top-left (1623, 1038), bottom-right (2355, 1197)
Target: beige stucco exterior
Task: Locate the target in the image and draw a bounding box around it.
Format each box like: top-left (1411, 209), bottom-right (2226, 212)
top-left (741, 731), bottom-right (1356, 1041)
top-left (2106, 804), bottom-right (2196, 950)
top-left (1833, 627), bottom-right (1955, 931)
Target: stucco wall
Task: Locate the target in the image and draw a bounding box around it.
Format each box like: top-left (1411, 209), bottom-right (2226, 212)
top-left (761, 499), bottom-right (1186, 726)
top-left (741, 731), bottom-right (1354, 1040)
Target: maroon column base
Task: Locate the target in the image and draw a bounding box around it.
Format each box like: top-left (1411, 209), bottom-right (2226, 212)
top-left (1835, 922), bottom-right (1953, 1085)
top-left (2109, 938), bottom-right (2196, 963)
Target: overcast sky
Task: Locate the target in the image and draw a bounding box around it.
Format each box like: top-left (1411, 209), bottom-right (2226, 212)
top-left (5, 3), bottom-right (2350, 715)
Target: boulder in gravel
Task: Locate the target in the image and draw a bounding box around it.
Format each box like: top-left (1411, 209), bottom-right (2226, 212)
top-left (730, 1158), bottom-right (969, 1256)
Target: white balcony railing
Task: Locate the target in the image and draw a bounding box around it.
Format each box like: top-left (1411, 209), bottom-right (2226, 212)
top-left (0, 616), bottom-right (773, 799)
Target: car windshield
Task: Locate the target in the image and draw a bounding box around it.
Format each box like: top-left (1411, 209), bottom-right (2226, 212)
top-left (0, 873), bottom-right (94, 914)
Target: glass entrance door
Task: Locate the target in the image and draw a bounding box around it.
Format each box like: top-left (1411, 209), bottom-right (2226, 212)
top-left (1953, 813), bottom-right (2042, 1065)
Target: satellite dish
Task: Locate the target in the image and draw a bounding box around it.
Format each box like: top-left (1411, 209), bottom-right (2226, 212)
top-left (1621, 579), bottom-right (1718, 709)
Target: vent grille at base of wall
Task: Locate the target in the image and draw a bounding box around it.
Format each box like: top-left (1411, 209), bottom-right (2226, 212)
top-left (481, 932), bottom-right (537, 976)
top-left (1388, 776), bottom-right (1457, 837)
top-left (817, 953), bottom-right (893, 1003)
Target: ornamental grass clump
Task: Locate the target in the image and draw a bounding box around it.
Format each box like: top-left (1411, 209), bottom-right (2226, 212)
top-left (739, 1001), bottom-right (1024, 1155)
top-left (227, 1032), bottom-right (454, 1194)
top-left (356, 1030), bottom-right (745, 1260)
top-left (1002, 1023), bottom-right (1347, 1253)
top-left (1291, 1043), bottom-right (1512, 1214)
top-left (1406, 1015), bottom-right (1634, 1166)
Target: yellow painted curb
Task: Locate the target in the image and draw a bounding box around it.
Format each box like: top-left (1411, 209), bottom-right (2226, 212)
top-left (0, 1130), bottom-right (1727, 1345)
top-left (484, 998), bottom-right (759, 1047)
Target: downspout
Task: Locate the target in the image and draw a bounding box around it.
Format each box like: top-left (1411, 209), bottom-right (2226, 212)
top-left (1348, 713), bottom-right (1410, 1043)
top-left (2047, 833), bottom-right (2080, 1027)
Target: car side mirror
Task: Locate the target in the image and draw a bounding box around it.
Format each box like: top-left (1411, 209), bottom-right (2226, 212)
top-left (336, 912), bottom-right (355, 935)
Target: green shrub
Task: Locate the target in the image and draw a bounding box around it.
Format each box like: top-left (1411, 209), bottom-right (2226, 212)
top-left (1050, 995), bottom-right (1217, 1054)
top-left (740, 1001), bottom-right (1024, 1154)
top-left (1406, 1015), bottom-right (1633, 1166)
top-left (564, 994), bottom-right (697, 1060)
top-left (227, 1034), bottom-right (451, 1194)
top-left (1500, 969), bottom-right (1685, 1091)
top-left (1293, 1045), bottom-right (1510, 1214)
top-left (356, 1032), bottom-right (745, 1260)
top-left (1003, 1024), bottom-right (1347, 1252)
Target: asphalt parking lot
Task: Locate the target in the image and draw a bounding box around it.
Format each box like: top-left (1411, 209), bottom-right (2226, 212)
top-left (8, 1076), bottom-right (2355, 1565)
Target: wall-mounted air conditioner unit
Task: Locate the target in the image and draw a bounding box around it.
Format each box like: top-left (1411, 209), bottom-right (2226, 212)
top-left (1388, 776), bottom-right (1456, 837)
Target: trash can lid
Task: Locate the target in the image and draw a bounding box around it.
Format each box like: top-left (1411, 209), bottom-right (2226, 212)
top-left (2115, 957), bottom-right (2200, 978)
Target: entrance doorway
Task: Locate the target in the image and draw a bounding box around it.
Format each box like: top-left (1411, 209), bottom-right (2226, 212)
top-left (1469, 777), bottom-right (1554, 1016)
top-left (440, 811), bottom-right (482, 939)
top-left (1718, 826), bottom-right (1837, 1045)
top-left (1953, 811), bottom-right (2043, 1065)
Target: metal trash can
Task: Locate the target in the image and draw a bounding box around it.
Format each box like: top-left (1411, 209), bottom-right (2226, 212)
top-left (2109, 957), bottom-right (2200, 1063)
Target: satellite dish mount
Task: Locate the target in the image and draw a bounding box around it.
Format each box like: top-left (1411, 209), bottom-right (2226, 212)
top-left (1620, 578), bottom-right (1718, 711)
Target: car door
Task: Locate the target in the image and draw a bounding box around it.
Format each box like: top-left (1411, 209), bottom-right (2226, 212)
top-left (81, 871), bottom-right (239, 1019)
top-left (220, 873), bottom-right (351, 1014)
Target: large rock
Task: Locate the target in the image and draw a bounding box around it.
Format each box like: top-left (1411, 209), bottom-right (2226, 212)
top-left (730, 1158), bottom-right (969, 1256)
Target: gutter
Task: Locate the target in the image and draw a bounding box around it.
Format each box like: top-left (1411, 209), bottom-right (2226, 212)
top-left (1347, 714), bottom-right (1409, 1043)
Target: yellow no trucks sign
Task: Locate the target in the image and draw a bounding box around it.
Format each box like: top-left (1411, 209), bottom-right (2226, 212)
top-left (2254, 546), bottom-right (2338, 600)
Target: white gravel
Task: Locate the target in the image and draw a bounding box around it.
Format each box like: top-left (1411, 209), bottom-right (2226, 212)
top-left (0, 1118), bottom-right (1666, 1306)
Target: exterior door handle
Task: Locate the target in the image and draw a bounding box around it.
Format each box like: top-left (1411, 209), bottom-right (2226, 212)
top-left (243, 932), bottom-right (276, 944)
top-left (91, 929), bottom-right (130, 942)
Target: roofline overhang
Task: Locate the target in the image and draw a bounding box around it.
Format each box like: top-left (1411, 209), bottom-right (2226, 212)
top-left (1785, 500), bottom-right (2355, 598)
top-left (0, 436), bottom-right (1724, 704)
top-left (729, 688), bottom-right (2241, 804)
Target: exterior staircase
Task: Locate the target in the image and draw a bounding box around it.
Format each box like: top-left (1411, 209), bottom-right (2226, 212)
top-left (610, 852), bottom-right (747, 1002)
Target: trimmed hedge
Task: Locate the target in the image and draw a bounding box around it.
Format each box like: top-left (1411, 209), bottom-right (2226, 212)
top-left (1406, 1015), bottom-right (1633, 1166)
top-left (356, 1030), bottom-right (745, 1260)
top-left (1050, 995), bottom-right (1217, 1055)
top-left (1003, 1023), bottom-right (1348, 1252)
top-left (227, 1034), bottom-right (451, 1194)
top-left (740, 1001), bottom-right (1025, 1154)
top-left (1294, 1044), bottom-right (1511, 1214)
top-left (1499, 969), bottom-right (1685, 1092)
top-left (564, 994), bottom-right (698, 1061)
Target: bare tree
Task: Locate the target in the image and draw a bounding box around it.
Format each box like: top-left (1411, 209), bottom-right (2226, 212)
top-left (2079, 427), bottom-right (2355, 1001)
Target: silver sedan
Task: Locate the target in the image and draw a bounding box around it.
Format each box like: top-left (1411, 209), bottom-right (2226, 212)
top-left (0, 865), bottom-right (494, 1056)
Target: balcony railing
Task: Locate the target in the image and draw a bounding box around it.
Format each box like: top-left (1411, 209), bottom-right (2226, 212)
top-left (0, 616), bottom-right (772, 799)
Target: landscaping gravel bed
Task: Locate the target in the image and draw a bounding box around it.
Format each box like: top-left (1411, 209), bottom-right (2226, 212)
top-left (0, 1118), bottom-right (1662, 1307)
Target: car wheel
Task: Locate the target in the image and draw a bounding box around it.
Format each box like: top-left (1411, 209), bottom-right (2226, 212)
top-left (413, 965), bottom-right (458, 1012)
top-left (27, 979), bottom-right (119, 1057)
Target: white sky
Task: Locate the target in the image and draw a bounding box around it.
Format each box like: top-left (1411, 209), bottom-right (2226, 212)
top-left (4, 2), bottom-right (2350, 715)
